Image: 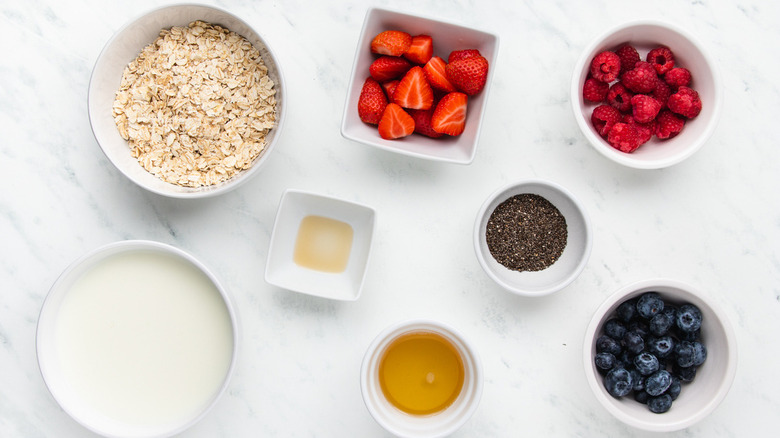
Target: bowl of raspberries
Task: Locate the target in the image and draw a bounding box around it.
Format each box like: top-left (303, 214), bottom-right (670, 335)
top-left (341, 7), bottom-right (498, 164)
top-left (583, 279), bottom-right (737, 432)
top-left (571, 20), bottom-right (722, 169)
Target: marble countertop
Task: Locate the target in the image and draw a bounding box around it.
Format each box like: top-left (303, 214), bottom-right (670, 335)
top-left (2, 0), bottom-right (779, 436)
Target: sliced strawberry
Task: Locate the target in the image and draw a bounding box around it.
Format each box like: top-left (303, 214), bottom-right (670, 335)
top-left (431, 92), bottom-right (467, 136)
top-left (446, 55), bottom-right (489, 96)
top-left (370, 30), bottom-right (412, 57)
top-left (369, 56), bottom-right (412, 82)
top-left (357, 77), bottom-right (387, 125)
top-left (423, 56), bottom-right (457, 93)
top-left (393, 66), bottom-right (434, 110)
top-left (447, 49), bottom-right (482, 63)
top-left (378, 103), bottom-right (415, 140)
top-left (382, 80), bottom-right (400, 101)
top-left (408, 108), bottom-right (444, 138)
top-left (404, 35), bottom-right (433, 65)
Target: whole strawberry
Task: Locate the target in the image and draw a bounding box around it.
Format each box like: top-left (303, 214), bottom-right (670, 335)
top-left (446, 55), bottom-right (489, 96)
top-left (667, 86), bottom-right (702, 118)
top-left (358, 77), bottom-right (388, 125)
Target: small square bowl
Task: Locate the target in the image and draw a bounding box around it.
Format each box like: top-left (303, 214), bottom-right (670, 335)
top-left (473, 179), bottom-right (592, 297)
top-left (265, 189), bottom-right (376, 301)
top-left (341, 7), bottom-right (499, 164)
top-left (571, 20), bottom-right (722, 169)
top-left (583, 279), bottom-right (737, 432)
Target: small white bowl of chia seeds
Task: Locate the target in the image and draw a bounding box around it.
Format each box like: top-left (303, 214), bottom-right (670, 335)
top-left (473, 179), bottom-right (592, 297)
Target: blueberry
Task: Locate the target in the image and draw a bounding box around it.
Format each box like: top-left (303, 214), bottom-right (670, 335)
top-left (649, 312), bottom-right (674, 336)
top-left (647, 335), bottom-right (675, 359)
top-left (627, 319), bottom-right (650, 339)
top-left (692, 341), bottom-right (707, 366)
top-left (667, 376), bottom-right (682, 400)
top-left (634, 390), bottom-right (649, 404)
top-left (595, 352), bottom-right (617, 374)
top-left (673, 364), bottom-right (697, 382)
top-left (604, 367), bottom-right (634, 398)
top-left (629, 368), bottom-right (645, 392)
top-left (661, 304), bottom-right (678, 322)
top-left (634, 352), bottom-right (660, 376)
top-left (596, 335), bottom-right (622, 356)
top-left (622, 330), bottom-right (645, 356)
top-left (648, 394), bottom-right (673, 413)
top-left (675, 341), bottom-right (696, 368)
top-left (676, 303), bottom-right (702, 333)
top-left (678, 327), bottom-right (701, 342)
top-left (604, 318), bottom-right (627, 340)
top-left (645, 370), bottom-right (672, 396)
top-left (637, 292), bottom-right (664, 319)
top-left (616, 299), bottom-right (637, 322)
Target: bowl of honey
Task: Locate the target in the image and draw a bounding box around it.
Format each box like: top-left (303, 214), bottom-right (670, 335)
top-left (361, 319), bottom-right (483, 438)
top-left (264, 189), bottom-right (376, 301)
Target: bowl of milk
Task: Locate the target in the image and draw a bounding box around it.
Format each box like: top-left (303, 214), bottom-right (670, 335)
top-left (36, 240), bottom-right (237, 437)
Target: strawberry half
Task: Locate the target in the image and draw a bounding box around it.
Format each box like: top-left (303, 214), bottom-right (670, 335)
top-left (431, 92), bottom-right (467, 136)
top-left (382, 80), bottom-right (400, 101)
top-left (378, 103), bottom-right (415, 140)
top-left (393, 66), bottom-right (434, 110)
top-left (369, 56), bottom-right (412, 82)
top-left (408, 108), bottom-right (444, 138)
top-left (446, 55), bottom-right (489, 96)
top-left (404, 35), bottom-right (433, 65)
top-left (357, 77), bottom-right (387, 125)
top-left (370, 30), bottom-right (412, 57)
top-left (423, 56), bottom-right (457, 93)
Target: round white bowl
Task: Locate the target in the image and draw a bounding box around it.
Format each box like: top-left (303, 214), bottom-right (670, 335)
top-left (88, 4), bottom-right (286, 198)
top-left (36, 240), bottom-right (238, 437)
top-left (571, 20), bottom-right (722, 169)
top-left (583, 279), bottom-right (737, 432)
top-left (474, 179), bottom-right (592, 297)
top-left (361, 319), bottom-right (483, 438)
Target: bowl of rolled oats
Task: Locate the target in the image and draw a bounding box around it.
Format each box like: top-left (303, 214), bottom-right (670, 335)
top-left (89, 4), bottom-right (285, 198)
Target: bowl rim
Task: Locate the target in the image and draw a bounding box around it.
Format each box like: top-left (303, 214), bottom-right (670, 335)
top-left (570, 19), bottom-right (723, 169)
top-left (35, 239), bottom-right (239, 437)
top-left (473, 178), bottom-right (593, 297)
top-left (87, 2), bottom-right (287, 198)
top-left (582, 278), bottom-right (738, 431)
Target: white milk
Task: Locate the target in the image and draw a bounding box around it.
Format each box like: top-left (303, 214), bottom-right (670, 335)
top-left (54, 250), bottom-right (234, 429)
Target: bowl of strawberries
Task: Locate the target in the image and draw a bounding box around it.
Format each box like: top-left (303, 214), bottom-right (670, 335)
top-left (571, 20), bottom-right (722, 169)
top-left (341, 7), bottom-right (499, 164)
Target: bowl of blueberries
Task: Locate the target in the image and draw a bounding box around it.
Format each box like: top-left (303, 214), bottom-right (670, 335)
top-left (583, 278), bottom-right (737, 432)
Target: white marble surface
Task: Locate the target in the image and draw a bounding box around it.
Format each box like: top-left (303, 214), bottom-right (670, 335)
top-left (2, 0), bottom-right (779, 436)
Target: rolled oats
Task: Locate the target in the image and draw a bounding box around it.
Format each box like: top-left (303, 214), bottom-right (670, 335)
top-left (112, 21), bottom-right (276, 188)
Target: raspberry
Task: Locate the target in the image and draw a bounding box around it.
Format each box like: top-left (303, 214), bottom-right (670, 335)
top-left (623, 115), bottom-right (656, 146)
top-left (647, 46), bottom-right (675, 75)
top-left (651, 81), bottom-right (672, 109)
top-left (664, 67), bottom-right (692, 88)
top-left (583, 77), bottom-right (609, 102)
top-left (621, 62), bottom-right (659, 93)
top-left (615, 44), bottom-right (641, 75)
top-left (607, 122), bottom-right (641, 153)
top-left (607, 82), bottom-right (633, 113)
top-left (667, 86), bottom-right (702, 118)
top-left (655, 110), bottom-right (686, 139)
top-left (631, 94), bottom-right (661, 123)
top-left (591, 104), bottom-right (622, 137)
top-left (590, 51), bottom-right (621, 83)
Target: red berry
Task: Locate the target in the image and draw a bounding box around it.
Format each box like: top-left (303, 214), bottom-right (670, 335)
top-left (393, 66), bottom-right (434, 110)
top-left (615, 44), bottom-right (641, 75)
top-left (664, 67), bottom-right (692, 88)
top-left (382, 79), bottom-right (400, 100)
top-left (370, 30), bottom-right (412, 57)
top-left (404, 35), bottom-right (434, 65)
top-left (647, 46), bottom-right (675, 75)
top-left (621, 61), bottom-right (659, 93)
top-left (607, 122), bottom-right (641, 153)
top-left (590, 51), bottom-right (621, 83)
top-left (369, 56), bottom-right (412, 82)
top-left (631, 94), bottom-right (662, 124)
top-left (591, 104), bottom-right (622, 137)
top-left (448, 49), bottom-right (482, 63)
top-left (378, 103), bottom-right (415, 139)
top-left (651, 80), bottom-right (672, 109)
top-left (423, 56), bottom-right (457, 93)
top-left (583, 77), bottom-right (609, 102)
top-left (667, 86), bottom-right (702, 118)
top-left (607, 82), bottom-right (634, 113)
top-left (655, 110), bottom-right (686, 139)
top-left (357, 77), bottom-right (388, 125)
top-left (408, 108), bottom-right (444, 138)
top-left (446, 55), bottom-right (489, 96)
top-left (623, 115), bottom-right (656, 147)
top-left (431, 92), bottom-right (468, 136)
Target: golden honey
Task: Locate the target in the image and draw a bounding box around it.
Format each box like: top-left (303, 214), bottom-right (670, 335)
top-left (293, 215), bottom-right (353, 273)
top-left (378, 331), bottom-right (465, 415)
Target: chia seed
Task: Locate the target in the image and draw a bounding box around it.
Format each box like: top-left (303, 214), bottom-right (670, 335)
top-left (485, 193), bottom-right (568, 272)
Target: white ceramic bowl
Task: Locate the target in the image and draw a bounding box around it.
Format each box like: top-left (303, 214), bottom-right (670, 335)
top-left (473, 179), bottom-right (592, 297)
top-left (265, 189), bottom-right (376, 301)
top-left (571, 20), bottom-right (721, 169)
top-left (583, 279), bottom-right (737, 432)
top-left (36, 240), bottom-right (237, 437)
top-left (341, 7), bottom-right (499, 164)
top-left (361, 319), bottom-right (483, 438)
top-left (88, 4), bottom-right (286, 198)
